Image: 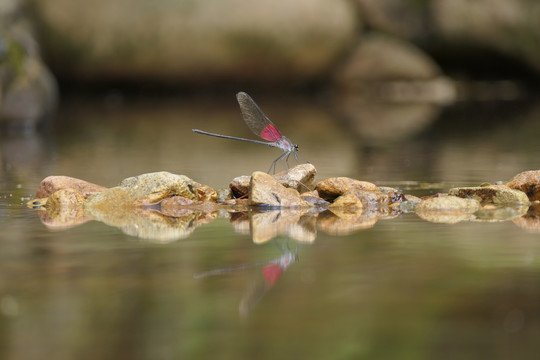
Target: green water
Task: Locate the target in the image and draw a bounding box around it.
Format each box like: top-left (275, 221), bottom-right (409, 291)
top-left (2, 95), bottom-right (540, 359)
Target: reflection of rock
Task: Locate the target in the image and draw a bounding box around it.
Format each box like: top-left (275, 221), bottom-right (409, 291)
top-left (250, 209), bottom-right (316, 244)
top-left (249, 172), bottom-right (309, 207)
top-left (448, 185), bottom-right (530, 206)
top-left (415, 195), bottom-right (480, 224)
top-left (506, 170), bottom-right (540, 201)
top-left (513, 204), bottom-right (540, 233)
top-left (474, 205), bottom-right (528, 222)
top-left (95, 207), bottom-right (209, 242)
top-left (316, 177), bottom-right (378, 201)
top-left (36, 188), bottom-right (90, 229)
top-left (36, 175), bottom-right (106, 198)
top-left (318, 209), bottom-right (378, 235)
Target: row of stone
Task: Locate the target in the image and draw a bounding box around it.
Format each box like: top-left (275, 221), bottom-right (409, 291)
top-left (31, 166), bottom-right (539, 222)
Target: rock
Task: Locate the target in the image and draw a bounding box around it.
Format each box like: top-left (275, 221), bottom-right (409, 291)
top-left (36, 175), bottom-right (106, 198)
top-left (249, 171), bottom-right (310, 207)
top-left (328, 192), bottom-right (363, 211)
top-left (85, 172), bottom-right (216, 213)
top-left (335, 34), bottom-right (442, 83)
top-left (231, 164), bottom-right (317, 198)
top-left (506, 170), bottom-right (540, 201)
top-left (379, 186), bottom-right (406, 205)
top-left (230, 175), bottom-right (251, 198)
top-left (274, 163), bottom-right (316, 193)
top-left (159, 196), bottom-right (221, 217)
top-left (316, 177), bottom-right (378, 201)
top-left (300, 191), bottom-right (330, 208)
top-left (356, 0), bottom-right (430, 39)
top-left (448, 185), bottom-right (530, 205)
top-left (217, 188), bottom-right (233, 202)
top-left (333, 33), bottom-right (456, 103)
top-left (31, 0), bottom-right (357, 85)
top-left (415, 195), bottom-right (480, 223)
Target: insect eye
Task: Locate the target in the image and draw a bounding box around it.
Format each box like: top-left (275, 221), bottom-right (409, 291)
top-left (295, 144), bottom-right (299, 150)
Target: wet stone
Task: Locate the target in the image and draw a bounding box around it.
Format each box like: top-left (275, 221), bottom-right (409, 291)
top-left (300, 190), bottom-right (330, 208)
top-left (37, 188), bottom-right (88, 228)
top-left (415, 195), bottom-right (480, 224)
top-left (249, 171), bottom-right (310, 208)
top-left (274, 163), bottom-right (317, 193)
top-left (85, 172), bottom-right (214, 211)
top-left (316, 177), bottom-right (378, 201)
top-left (328, 191), bottom-right (364, 211)
top-left (506, 170), bottom-right (540, 201)
top-left (36, 175), bottom-right (106, 199)
top-left (230, 175), bottom-right (251, 198)
top-left (448, 185), bottom-right (530, 206)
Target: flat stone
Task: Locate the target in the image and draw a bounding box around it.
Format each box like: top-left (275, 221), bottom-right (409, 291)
top-left (316, 177), bottom-right (378, 201)
top-left (85, 172), bottom-right (216, 213)
top-left (249, 171), bottom-right (310, 207)
top-left (506, 170), bottom-right (540, 201)
top-left (36, 175), bottom-right (106, 198)
top-left (415, 195), bottom-right (480, 223)
top-left (448, 185), bottom-right (530, 205)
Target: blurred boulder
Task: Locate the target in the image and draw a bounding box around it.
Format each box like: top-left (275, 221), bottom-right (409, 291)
top-left (0, 0), bottom-right (57, 130)
top-left (28, 0), bottom-right (357, 85)
top-left (432, 0), bottom-right (540, 74)
top-left (333, 34), bottom-right (456, 103)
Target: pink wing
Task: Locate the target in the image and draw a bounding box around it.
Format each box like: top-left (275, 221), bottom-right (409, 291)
top-left (236, 92), bottom-right (283, 142)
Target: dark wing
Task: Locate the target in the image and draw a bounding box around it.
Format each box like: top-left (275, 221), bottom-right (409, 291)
top-left (236, 92), bottom-right (282, 141)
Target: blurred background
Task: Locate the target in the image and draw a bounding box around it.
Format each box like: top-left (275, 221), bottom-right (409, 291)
top-left (1, 0), bottom-right (540, 186)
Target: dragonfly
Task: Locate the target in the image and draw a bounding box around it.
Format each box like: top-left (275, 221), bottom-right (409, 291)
top-left (193, 92), bottom-right (304, 173)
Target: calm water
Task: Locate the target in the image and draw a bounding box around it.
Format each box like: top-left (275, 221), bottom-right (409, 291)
top-left (2, 94), bottom-right (540, 359)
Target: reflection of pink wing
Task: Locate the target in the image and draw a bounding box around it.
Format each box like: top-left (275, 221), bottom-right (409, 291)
top-left (260, 124), bottom-right (283, 142)
top-left (262, 264), bottom-right (283, 286)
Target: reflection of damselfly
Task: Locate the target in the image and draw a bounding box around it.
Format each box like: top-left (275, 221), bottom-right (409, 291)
top-left (194, 243), bottom-right (299, 316)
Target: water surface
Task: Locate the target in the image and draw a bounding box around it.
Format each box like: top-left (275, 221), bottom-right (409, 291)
top-left (1, 95), bottom-right (540, 359)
